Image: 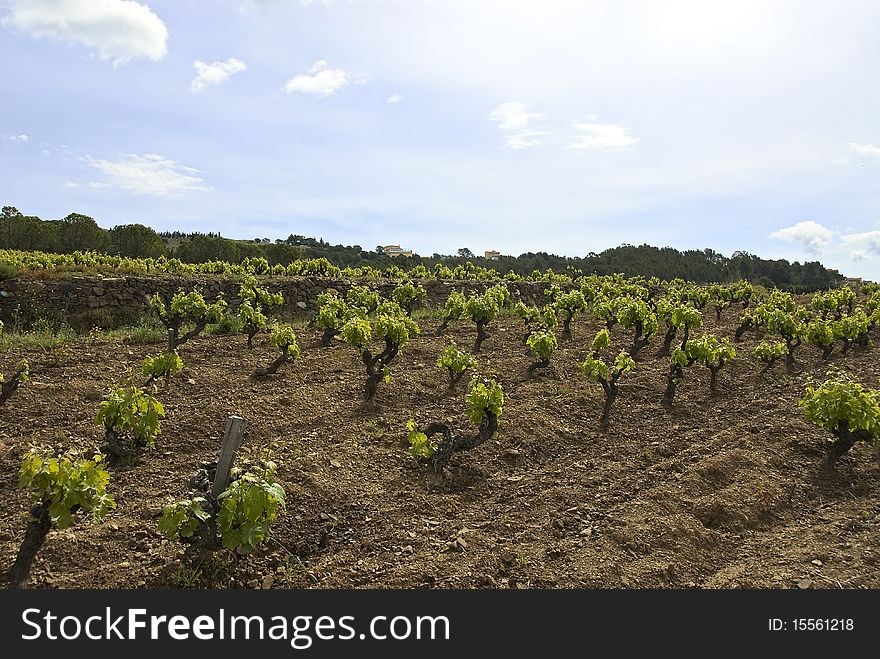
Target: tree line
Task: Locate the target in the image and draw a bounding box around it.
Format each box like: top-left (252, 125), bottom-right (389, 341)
top-left (0, 206), bottom-right (844, 291)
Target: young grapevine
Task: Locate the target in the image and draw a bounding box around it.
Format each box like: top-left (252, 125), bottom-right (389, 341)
top-left (436, 340), bottom-right (477, 389)
top-left (579, 328), bottom-right (635, 431)
top-left (95, 386), bottom-right (165, 461)
top-left (407, 374), bottom-right (504, 473)
top-left (11, 449), bottom-right (114, 588)
top-left (800, 372), bottom-right (879, 467)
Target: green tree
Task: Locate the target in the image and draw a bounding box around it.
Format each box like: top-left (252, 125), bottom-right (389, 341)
top-left (58, 213), bottom-right (111, 253)
top-left (109, 223), bottom-right (167, 258)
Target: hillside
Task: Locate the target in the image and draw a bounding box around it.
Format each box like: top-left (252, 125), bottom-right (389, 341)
top-left (1, 206), bottom-right (846, 291)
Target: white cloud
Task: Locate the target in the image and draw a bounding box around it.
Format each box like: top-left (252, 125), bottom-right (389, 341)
top-left (386, 93), bottom-right (401, 104)
top-left (240, 0), bottom-right (332, 10)
top-left (309, 59), bottom-right (330, 73)
top-left (504, 129), bottom-right (549, 151)
top-left (191, 57), bottom-right (247, 92)
top-left (769, 221), bottom-right (834, 254)
top-left (848, 143), bottom-right (880, 157)
top-left (842, 230), bottom-right (880, 256)
top-left (850, 250), bottom-right (867, 262)
top-left (488, 102), bottom-right (548, 151)
top-left (1, 133), bottom-right (29, 142)
top-left (568, 123), bottom-right (639, 150)
top-left (83, 153), bottom-right (209, 197)
top-left (284, 60), bottom-right (349, 96)
top-left (3, 0), bottom-right (168, 66)
top-left (62, 180), bottom-right (79, 189)
top-left (488, 102), bottom-right (542, 131)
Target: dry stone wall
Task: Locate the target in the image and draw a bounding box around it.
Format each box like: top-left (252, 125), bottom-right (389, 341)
top-left (0, 274), bottom-right (556, 329)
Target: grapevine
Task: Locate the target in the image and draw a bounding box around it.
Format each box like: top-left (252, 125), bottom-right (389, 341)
top-left (10, 449), bottom-right (114, 588)
top-left (407, 374), bottom-right (504, 473)
top-left (437, 290), bottom-right (467, 335)
top-left (464, 284), bottom-right (510, 352)
top-left (342, 300), bottom-right (420, 401)
top-left (150, 290), bottom-right (228, 350)
top-left (754, 341), bottom-right (787, 373)
top-left (238, 276), bottom-right (283, 349)
top-left (436, 340), bottom-right (477, 389)
top-left (526, 329), bottom-right (558, 373)
top-left (253, 324), bottom-right (301, 376)
top-left (159, 457), bottom-right (285, 562)
top-left (800, 372), bottom-right (879, 467)
top-left (141, 350), bottom-right (183, 387)
top-left (95, 386), bottom-right (165, 462)
top-left (660, 304), bottom-right (703, 407)
top-left (391, 281), bottom-right (427, 316)
top-left (579, 329), bottom-right (635, 430)
top-left (1, 357), bottom-right (29, 407)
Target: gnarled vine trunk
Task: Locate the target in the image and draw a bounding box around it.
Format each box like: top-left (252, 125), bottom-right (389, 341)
top-left (102, 428), bottom-right (142, 464)
top-left (474, 321), bottom-right (489, 352)
top-left (598, 379), bottom-right (619, 431)
top-left (661, 363), bottom-right (684, 408)
top-left (658, 326), bottom-right (676, 356)
top-left (423, 412), bottom-right (499, 473)
top-left (8, 502), bottom-right (51, 589)
top-left (362, 339), bottom-right (400, 401)
top-left (825, 421), bottom-right (872, 469)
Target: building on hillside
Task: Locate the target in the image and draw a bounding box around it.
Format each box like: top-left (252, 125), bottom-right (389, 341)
top-left (484, 250), bottom-right (501, 260)
top-left (382, 244), bottom-right (413, 258)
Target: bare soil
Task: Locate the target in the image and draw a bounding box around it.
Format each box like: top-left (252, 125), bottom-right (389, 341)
top-left (1, 308), bottom-right (878, 590)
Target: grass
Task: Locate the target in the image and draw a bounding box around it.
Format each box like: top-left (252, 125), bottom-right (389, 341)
top-left (108, 320), bottom-right (168, 344)
top-left (206, 314), bottom-right (244, 336)
top-left (412, 307), bottom-right (446, 322)
top-left (0, 310), bottom-right (318, 354)
top-left (0, 327), bottom-right (78, 351)
top-left (0, 318), bottom-right (167, 353)
top-left (169, 566), bottom-right (204, 588)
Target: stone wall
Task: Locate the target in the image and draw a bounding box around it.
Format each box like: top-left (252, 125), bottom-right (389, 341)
top-left (0, 274), bottom-right (555, 329)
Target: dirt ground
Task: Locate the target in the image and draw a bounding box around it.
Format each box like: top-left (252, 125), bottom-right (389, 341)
top-left (1, 304), bottom-right (878, 590)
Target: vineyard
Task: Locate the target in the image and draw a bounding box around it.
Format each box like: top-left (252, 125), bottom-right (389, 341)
top-left (0, 259), bottom-right (879, 589)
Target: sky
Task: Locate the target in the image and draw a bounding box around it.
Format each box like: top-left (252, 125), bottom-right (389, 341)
top-left (0, 0), bottom-right (878, 280)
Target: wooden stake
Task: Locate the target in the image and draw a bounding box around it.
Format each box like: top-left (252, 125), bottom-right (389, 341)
top-left (211, 416), bottom-right (247, 498)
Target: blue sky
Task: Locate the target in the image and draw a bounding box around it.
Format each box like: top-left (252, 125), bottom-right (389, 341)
top-left (1, 0), bottom-right (878, 279)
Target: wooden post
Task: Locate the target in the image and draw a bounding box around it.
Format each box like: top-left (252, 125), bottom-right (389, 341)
top-left (211, 416), bottom-right (247, 498)
top-left (167, 328), bottom-right (175, 353)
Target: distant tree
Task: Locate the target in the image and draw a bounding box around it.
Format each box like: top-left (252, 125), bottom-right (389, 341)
top-left (0, 211), bottom-right (60, 252)
top-left (457, 248), bottom-right (475, 259)
top-left (58, 213), bottom-right (110, 253)
top-left (109, 223), bottom-right (167, 258)
top-left (0, 206), bottom-right (20, 246)
top-left (2, 206), bottom-right (22, 221)
top-left (263, 242), bottom-right (303, 266)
